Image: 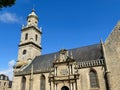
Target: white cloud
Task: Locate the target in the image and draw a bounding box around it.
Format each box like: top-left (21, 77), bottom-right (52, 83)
top-left (0, 12), bottom-right (23, 24)
top-left (9, 60), bottom-right (15, 67)
top-left (0, 59), bottom-right (16, 80)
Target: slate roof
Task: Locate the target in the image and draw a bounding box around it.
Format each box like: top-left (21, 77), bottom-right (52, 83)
top-left (16, 44), bottom-right (103, 75)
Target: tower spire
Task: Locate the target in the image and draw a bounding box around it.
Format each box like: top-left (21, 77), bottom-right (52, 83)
top-left (32, 8), bottom-right (35, 12)
top-left (27, 9), bottom-right (38, 26)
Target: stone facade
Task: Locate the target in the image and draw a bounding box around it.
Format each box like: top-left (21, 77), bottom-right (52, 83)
top-left (12, 10), bottom-right (120, 90)
top-left (103, 22), bottom-right (120, 90)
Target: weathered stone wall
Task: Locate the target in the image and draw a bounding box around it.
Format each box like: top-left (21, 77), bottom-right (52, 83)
top-left (78, 66), bottom-right (106, 90)
top-left (12, 76), bottom-right (22, 90)
top-left (12, 73), bottom-right (50, 90)
top-left (105, 22), bottom-right (120, 90)
top-left (0, 80), bottom-right (11, 90)
top-left (18, 27), bottom-right (41, 62)
top-left (12, 66), bottom-right (106, 90)
top-left (18, 44), bottom-right (41, 61)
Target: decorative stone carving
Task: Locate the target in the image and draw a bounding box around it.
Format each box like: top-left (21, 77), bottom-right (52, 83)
top-left (60, 69), bottom-right (68, 75)
top-left (59, 49), bottom-right (68, 62)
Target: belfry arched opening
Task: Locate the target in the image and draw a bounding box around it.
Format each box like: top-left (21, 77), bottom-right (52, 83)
top-left (61, 86), bottom-right (69, 90)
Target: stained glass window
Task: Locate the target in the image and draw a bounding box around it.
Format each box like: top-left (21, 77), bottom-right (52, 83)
top-left (89, 70), bottom-right (99, 88)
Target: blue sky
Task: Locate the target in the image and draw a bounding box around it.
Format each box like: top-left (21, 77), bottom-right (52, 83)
top-left (0, 0), bottom-right (120, 79)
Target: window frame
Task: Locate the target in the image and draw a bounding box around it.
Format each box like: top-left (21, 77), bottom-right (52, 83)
top-left (40, 75), bottom-right (46, 90)
top-left (23, 50), bottom-right (27, 55)
top-left (89, 69), bottom-right (99, 89)
top-left (25, 33), bottom-right (28, 40)
top-left (35, 34), bottom-right (38, 41)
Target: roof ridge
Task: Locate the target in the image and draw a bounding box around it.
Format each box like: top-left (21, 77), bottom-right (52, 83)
top-left (69, 43), bottom-right (100, 51)
top-left (40, 43), bottom-right (100, 56)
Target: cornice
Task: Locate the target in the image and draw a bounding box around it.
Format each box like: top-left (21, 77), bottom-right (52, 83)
top-left (22, 25), bottom-right (42, 34)
top-left (19, 42), bottom-right (42, 49)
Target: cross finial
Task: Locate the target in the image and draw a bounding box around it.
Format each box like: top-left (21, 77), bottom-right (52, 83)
top-left (32, 8), bottom-right (35, 12)
top-left (32, 4), bottom-right (35, 11)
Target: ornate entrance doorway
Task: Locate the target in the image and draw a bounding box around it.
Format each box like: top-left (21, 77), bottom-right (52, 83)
top-left (61, 86), bottom-right (69, 90)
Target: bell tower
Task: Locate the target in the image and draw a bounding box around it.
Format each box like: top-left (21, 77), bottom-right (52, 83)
top-left (15, 9), bottom-right (42, 69)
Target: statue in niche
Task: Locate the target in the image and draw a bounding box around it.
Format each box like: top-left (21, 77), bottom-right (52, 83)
top-left (59, 49), bottom-right (68, 62)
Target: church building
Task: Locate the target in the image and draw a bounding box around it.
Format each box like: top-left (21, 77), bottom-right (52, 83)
top-left (12, 10), bottom-right (120, 90)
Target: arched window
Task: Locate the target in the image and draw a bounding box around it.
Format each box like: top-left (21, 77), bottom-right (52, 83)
top-left (35, 21), bottom-right (37, 24)
top-left (21, 76), bottom-right (26, 90)
top-left (40, 75), bottom-right (45, 90)
top-left (89, 70), bottom-right (99, 88)
top-left (28, 20), bottom-right (31, 22)
top-left (25, 33), bottom-right (28, 40)
top-left (4, 82), bottom-right (6, 86)
top-left (35, 34), bottom-right (38, 41)
top-left (23, 50), bottom-right (27, 55)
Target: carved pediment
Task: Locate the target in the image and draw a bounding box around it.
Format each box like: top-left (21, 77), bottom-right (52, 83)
top-left (54, 49), bottom-right (74, 63)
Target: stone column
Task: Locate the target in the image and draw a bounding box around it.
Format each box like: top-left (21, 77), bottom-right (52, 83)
top-left (70, 83), bottom-right (73, 90)
top-left (25, 76), bottom-right (29, 90)
top-left (49, 82), bottom-right (51, 90)
top-left (73, 83), bottom-right (76, 90)
top-left (106, 71), bottom-right (112, 90)
top-left (54, 67), bottom-right (57, 76)
top-left (29, 79), bottom-right (33, 90)
top-left (54, 83), bottom-right (57, 90)
top-left (56, 67), bottom-right (57, 76)
top-left (69, 65), bottom-right (72, 75)
top-left (101, 41), bottom-right (112, 90)
top-left (76, 78), bottom-right (80, 90)
top-left (56, 84), bottom-right (58, 90)
top-left (51, 82), bottom-right (54, 90)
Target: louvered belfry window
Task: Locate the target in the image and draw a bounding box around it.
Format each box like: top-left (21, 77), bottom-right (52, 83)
top-left (25, 33), bottom-right (28, 40)
top-left (40, 75), bottom-right (45, 90)
top-left (89, 70), bottom-right (99, 88)
top-left (35, 34), bottom-right (38, 41)
top-left (23, 50), bottom-right (27, 55)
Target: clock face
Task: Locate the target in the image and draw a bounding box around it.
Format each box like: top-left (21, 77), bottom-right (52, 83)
top-left (60, 69), bottom-right (68, 75)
